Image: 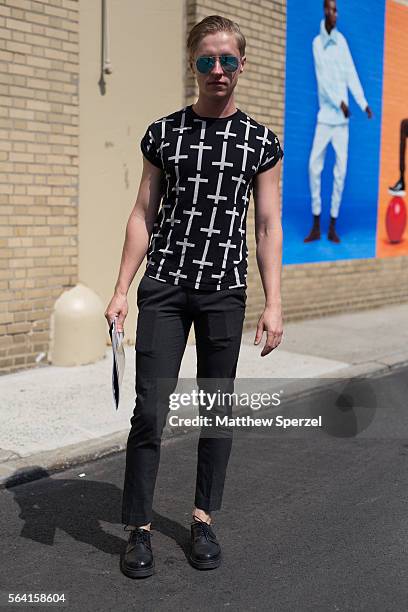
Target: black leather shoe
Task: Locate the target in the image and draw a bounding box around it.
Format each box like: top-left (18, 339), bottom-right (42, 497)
top-left (120, 527), bottom-right (154, 578)
top-left (189, 516), bottom-right (221, 570)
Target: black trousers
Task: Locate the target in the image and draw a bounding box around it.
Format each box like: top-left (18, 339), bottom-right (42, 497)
top-left (122, 274), bottom-right (246, 527)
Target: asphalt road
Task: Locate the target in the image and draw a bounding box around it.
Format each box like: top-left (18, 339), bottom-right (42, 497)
top-left (1, 367), bottom-right (408, 612)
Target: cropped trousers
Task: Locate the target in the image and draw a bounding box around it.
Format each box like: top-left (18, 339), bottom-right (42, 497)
top-left (122, 274), bottom-right (246, 527)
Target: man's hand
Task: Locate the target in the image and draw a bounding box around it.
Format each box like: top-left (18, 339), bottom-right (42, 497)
top-left (365, 105), bottom-right (373, 119)
top-left (104, 291), bottom-right (128, 333)
top-left (340, 101), bottom-right (350, 118)
top-left (254, 305), bottom-right (283, 357)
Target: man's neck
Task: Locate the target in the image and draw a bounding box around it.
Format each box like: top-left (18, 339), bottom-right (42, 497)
top-left (192, 97), bottom-right (237, 118)
top-left (325, 20), bottom-right (334, 35)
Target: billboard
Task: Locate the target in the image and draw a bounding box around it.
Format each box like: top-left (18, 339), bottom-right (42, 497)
top-left (282, 0), bottom-right (408, 264)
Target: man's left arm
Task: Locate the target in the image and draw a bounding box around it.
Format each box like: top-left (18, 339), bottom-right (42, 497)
top-left (344, 39), bottom-right (372, 117)
top-left (252, 159), bottom-right (284, 357)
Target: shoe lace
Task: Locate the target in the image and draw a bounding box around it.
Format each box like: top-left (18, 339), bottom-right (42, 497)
top-left (125, 526), bottom-right (152, 545)
top-left (192, 516), bottom-right (215, 542)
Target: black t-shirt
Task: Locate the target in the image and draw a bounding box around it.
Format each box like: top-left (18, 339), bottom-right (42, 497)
top-left (140, 104), bottom-right (283, 291)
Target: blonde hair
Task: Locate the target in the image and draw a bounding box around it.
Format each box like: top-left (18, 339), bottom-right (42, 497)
top-left (187, 15), bottom-right (246, 65)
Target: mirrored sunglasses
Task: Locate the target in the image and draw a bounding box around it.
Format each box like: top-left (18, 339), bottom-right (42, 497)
top-left (195, 55), bottom-right (240, 74)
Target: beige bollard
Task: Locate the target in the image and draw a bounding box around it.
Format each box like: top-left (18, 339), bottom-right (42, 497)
top-left (48, 283), bottom-right (107, 366)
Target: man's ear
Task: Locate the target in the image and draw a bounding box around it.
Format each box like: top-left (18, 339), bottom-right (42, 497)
top-left (239, 55), bottom-right (246, 74)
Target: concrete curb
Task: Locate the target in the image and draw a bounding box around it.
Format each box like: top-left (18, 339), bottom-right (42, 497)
top-left (1, 356), bottom-right (407, 491)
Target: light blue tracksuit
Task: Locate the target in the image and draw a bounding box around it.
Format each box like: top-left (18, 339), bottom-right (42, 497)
top-left (309, 19), bottom-right (368, 218)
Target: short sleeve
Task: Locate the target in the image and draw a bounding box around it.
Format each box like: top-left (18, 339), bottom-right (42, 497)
top-left (140, 123), bottom-right (163, 169)
top-left (257, 130), bottom-right (284, 174)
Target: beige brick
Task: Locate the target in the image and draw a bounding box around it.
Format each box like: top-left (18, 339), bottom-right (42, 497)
top-left (6, 16), bottom-right (32, 32)
top-left (0, 26), bottom-right (12, 40)
top-left (6, 40), bottom-right (32, 55)
top-left (26, 185), bottom-right (52, 196)
top-left (28, 11), bottom-right (50, 25)
top-left (43, 4), bottom-right (69, 18)
top-left (0, 357), bottom-right (14, 369)
top-left (25, 54), bottom-right (52, 68)
top-left (0, 226), bottom-right (13, 237)
top-left (9, 152), bottom-right (34, 162)
top-left (7, 321), bottom-right (31, 333)
top-left (0, 312), bottom-right (13, 325)
top-left (62, 0), bottom-right (78, 11)
top-left (26, 120), bottom-right (51, 132)
top-left (0, 6), bottom-right (12, 17)
top-left (43, 47), bottom-right (68, 61)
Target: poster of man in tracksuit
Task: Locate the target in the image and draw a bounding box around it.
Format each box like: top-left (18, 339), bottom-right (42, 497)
top-left (304, 0), bottom-right (373, 244)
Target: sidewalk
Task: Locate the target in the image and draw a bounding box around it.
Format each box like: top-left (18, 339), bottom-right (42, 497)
top-left (1, 302), bottom-right (407, 488)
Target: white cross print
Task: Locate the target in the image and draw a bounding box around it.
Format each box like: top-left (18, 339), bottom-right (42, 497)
top-left (154, 117), bottom-right (174, 140)
top-left (168, 268), bottom-right (188, 284)
top-left (145, 130), bottom-right (155, 152)
top-left (171, 166), bottom-right (185, 199)
top-left (256, 126), bottom-right (272, 148)
top-left (190, 140), bottom-right (212, 171)
top-left (236, 140), bottom-right (255, 172)
top-left (183, 206), bottom-right (202, 235)
top-left (229, 266), bottom-right (246, 288)
top-left (211, 269), bottom-right (226, 291)
top-left (192, 118), bottom-right (208, 147)
top-left (149, 228), bottom-right (163, 253)
top-left (193, 240), bottom-right (214, 271)
top-left (240, 116), bottom-right (258, 140)
top-left (212, 141), bottom-right (234, 172)
top-left (233, 239), bottom-right (244, 266)
top-left (207, 172), bottom-right (228, 206)
top-left (149, 257), bottom-right (167, 282)
top-left (164, 171), bottom-right (171, 198)
top-left (241, 184), bottom-right (250, 208)
top-left (231, 173), bottom-right (246, 204)
top-left (169, 137), bottom-right (188, 165)
top-left (162, 201), bottom-right (172, 212)
top-left (219, 239), bottom-right (237, 269)
top-left (193, 240), bottom-right (214, 289)
top-left (200, 207), bottom-right (221, 238)
top-left (165, 214), bottom-right (181, 228)
top-left (159, 228), bottom-right (174, 255)
top-left (151, 228), bottom-right (163, 240)
top-left (176, 237), bottom-right (195, 267)
top-left (158, 141), bottom-right (169, 167)
top-left (188, 173), bottom-right (209, 204)
top-left (171, 183), bottom-right (186, 198)
top-left (215, 121), bottom-right (237, 140)
top-left (257, 127), bottom-right (273, 167)
top-left (225, 206), bottom-right (240, 237)
top-left (172, 109), bottom-right (192, 135)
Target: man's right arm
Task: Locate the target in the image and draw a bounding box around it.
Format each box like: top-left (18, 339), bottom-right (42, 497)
top-left (104, 156), bottom-right (163, 332)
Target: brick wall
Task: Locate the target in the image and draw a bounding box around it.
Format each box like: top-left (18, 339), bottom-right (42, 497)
top-left (0, 0), bottom-right (79, 373)
top-left (185, 0), bottom-right (408, 330)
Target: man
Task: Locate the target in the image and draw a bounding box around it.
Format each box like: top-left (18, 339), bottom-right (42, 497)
top-left (305, 0), bottom-right (372, 244)
top-left (105, 14), bottom-right (284, 578)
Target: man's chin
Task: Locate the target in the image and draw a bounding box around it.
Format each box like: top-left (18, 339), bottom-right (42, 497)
top-left (205, 88), bottom-right (229, 99)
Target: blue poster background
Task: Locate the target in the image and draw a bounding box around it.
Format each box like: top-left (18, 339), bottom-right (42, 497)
top-left (282, 0), bottom-right (386, 264)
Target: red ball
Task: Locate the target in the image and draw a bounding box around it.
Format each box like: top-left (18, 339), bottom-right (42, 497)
top-left (385, 196), bottom-right (407, 243)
